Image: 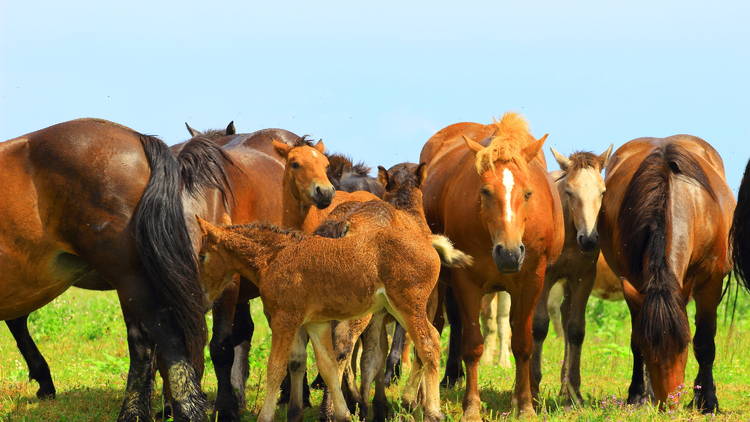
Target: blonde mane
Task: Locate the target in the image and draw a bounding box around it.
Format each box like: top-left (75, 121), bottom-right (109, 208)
top-left (474, 112), bottom-right (535, 174)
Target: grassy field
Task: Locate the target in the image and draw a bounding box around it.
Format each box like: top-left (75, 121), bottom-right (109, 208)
top-left (1, 285), bottom-right (749, 421)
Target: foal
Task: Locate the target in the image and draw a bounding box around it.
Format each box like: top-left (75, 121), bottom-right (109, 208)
top-left (197, 201), bottom-right (445, 422)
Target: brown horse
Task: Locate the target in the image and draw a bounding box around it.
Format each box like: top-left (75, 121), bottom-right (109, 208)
top-left (196, 180), bottom-right (446, 422)
top-left (529, 147), bottom-right (613, 404)
top-left (421, 112), bottom-right (564, 417)
top-left (730, 158), bottom-right (750, 292)
top-left (598, 136), bottom-right (734, 412)
top-left (0, 118), bottom-right (234, 421)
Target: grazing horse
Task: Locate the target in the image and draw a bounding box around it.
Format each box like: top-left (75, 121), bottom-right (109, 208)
top-left (196, 175), bottom-right (447, 422)
top-left (598, 136), bottom-right (734, 412)
top-left (0, 118), bottom-right (234, 421)
top-left (420, 112), bottom-right (564, 418)
top-left (529, 147), bottom-right (613, 404)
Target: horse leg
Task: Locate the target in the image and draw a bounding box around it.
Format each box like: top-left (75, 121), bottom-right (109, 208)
top-left (559, 270), bottom-right (594, 405)
top-left (497, 291), bottom-right (512, 369)
top-left (441, 285), bottom-right (465, 388)
top-left (230, 300), bottom-right (254, 410)
top-left (547, 282), bottom-right (565, 338)
top-left (210, 285), bottom-right (242, 422)
top-left (531, 280), bottom-right (554, 400)
top-left (257, 316), bottom-right (298, 422)
top-left (479, 293), bottom-right (499, 366)
top-left (5, 315), bottom-right (56, 400)
top-left (626, 323), bottom-right (652, 405)
top-left (691, 275), bottom-right (722, 413)
top-left (373, 322), bottom-right (390, 422)
top-left (510, 275), bottom-right (544, 417)
top-left (116, 303), bottom-right (157, 422)
top-left (384, 322), bottom-right (407, 386)
top-left (307, 322), bottom-right (352, 422)
top-left (287, 329), bottom-right (309, 422)
top-left (450, 273), bottom-right (484, 422)
top-left (358, 312), bottom-right (388, 421)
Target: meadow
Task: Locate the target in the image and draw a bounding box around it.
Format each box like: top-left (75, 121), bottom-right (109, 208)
top-left (1, 284), bottom-right (748, 421)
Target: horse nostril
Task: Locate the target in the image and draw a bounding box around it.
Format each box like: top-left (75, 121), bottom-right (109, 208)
top-left (519, 244), bottom-right (525, 254)
top-left (315, 186), bottom-right (323, 196)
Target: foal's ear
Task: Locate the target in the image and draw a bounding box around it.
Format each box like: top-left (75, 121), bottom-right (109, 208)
top-left (415, 162), bottom-right (427, 187)
top-left (462, 135), bottom-right (484, 154)
top-left (272, 140), bottom-right (293, 158)
top-left (313, 140), bottom-right (326, 154)
top-left (185, 122), bottom-right (202, 138)
top-left (598, 144), bottom-right (614, 170)
top-left (522, 133), bottom-right (548, 163)
top-left (377, 166), bottom-right (389, 189)
top-left (225, 121), bottom-right (236, 136)
top-left (196, 216), bottom-right (211, 237)
top-left (550, 147), bottom-right (571, 171)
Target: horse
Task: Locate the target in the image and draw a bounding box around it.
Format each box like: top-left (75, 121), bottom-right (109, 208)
top-left (195, 172), bottom-right (447, 422)
top-left (420, 112), bottom-right (564, 418)
top-left (327, 153), bottom-right (385, 197)
top-left (598, 135), bottom-right (734, 412)
top-left (0, 118), bottom-right (234, 421)
top-left (528, 146), bottom-right (613, 404)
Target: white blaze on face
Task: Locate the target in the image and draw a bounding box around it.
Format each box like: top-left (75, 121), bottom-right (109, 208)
top-left (311, 149), bottom-right (319, 158)
top-left (502, 168), bottom-right (515, 223)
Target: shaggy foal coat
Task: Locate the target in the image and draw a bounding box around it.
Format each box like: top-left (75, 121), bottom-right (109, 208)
top-left (197, 200), bottom-right (445, 422)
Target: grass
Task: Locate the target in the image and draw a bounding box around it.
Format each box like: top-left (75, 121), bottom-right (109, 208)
top-left (1, 284), bottom-right (749, 421)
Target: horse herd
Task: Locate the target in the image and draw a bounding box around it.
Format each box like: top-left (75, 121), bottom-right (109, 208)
top-left (1, 113), bottom-right (749, 422)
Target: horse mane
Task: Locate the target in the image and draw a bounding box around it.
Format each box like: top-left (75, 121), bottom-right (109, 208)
top-left (350, 162), bottom-right (372, 177)
top-left (133, 134), bottom-right (234, 360)
top-left (225, 222), bottom-right (307, 242)
top-left (293, 135), bottom-right (317, 147)
top-left (195, 129), bottom-right (229, 140)
top-left (475, 112), bottom-right (534, 174)
top-left (731, 158), bottom-right (750, 292)
top-left (618, 142), bottom-right (715, 359)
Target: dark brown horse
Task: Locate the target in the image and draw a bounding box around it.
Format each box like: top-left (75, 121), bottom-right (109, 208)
top-left (420, 113), bottom-right (564, 417)
top-left (0, 118), bottom-right (234, 421)
top-left (598, 136), bottom-right (734, 412)
top-left (731, 158), bottom-right (750, 292)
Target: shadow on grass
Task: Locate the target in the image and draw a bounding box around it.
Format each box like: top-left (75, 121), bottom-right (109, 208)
top-left (2, 387), bottom-right (122, 422)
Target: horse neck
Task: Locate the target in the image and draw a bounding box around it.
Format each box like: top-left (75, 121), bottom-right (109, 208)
top-left (281, 170), bottom-right (311, 229)
top-left (221, 227), bottom-right (294, 275)
top-left (388, 187), bottom-right (427, 225)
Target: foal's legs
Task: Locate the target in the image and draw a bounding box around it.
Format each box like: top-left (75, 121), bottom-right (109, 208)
top-left (307, 322), bottom-right (352, 422)
top-left (691, 274), bottom-right (723, 413)
top-left (358, 312), bottom-right (389, 421)
top-left (384, 322), bottom-right (407, 386)
top-left (258, 316), bottom-right (299, 422)
top-left (497, 291), bottom-right (513, 369)
top-left (531, 280), bottom-right (554, 400)
top-left (559, 271), bottom-right (595, 404)
top-left (5, 315), bottom-right (56, 399)
top-left (547, 282), bottom-right (565, 338)
top-left (287, 329), bottom-right (310, 422)
top-left (479, 293), bottom-right (499, 366)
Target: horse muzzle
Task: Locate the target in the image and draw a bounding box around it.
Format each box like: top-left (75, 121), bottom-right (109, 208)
top-left (577, 232), bottom-right (599, 253)
top-left (312, 185), bottom-right (335, 209)
top-left (493, 243), bottom-right (525, 273)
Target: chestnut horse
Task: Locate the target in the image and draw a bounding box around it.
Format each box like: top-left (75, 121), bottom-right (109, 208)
top-left (421, 112), bottom-right (564, 417)
top-left (196, 179), bottom-right (446, 422)
top-left (598, 136), bottom-right (734, 412)
top-left (0, 118), bottom-right (234, 421)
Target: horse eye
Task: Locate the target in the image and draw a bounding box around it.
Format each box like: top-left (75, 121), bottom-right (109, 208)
top-left (199, 254), bottom-right (207, 263)
top-left (290, 162), bottom-right (301, 169)
top-left (525, 191), bottom-right (533, 200)
top-left (565, 190), bottom-right (573, 197)
top-left (480, 187), bottom-right (492, 197)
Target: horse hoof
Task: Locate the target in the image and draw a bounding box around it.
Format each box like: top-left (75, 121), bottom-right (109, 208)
top-left (424, 410), bottom-right (445, 422)
top-left (440, 375), bottom-right (463, 389)
top-left (626, 392), bottom-right (650, 405)
top-left (36, 386), bottom-right (56, 400)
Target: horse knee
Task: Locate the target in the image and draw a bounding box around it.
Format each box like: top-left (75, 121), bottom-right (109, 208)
top-left (566, 324), bottom-right (585, 346)
top-left (532, 316), bottom-right (549, 342)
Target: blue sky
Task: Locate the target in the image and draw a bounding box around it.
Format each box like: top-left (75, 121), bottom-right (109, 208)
top-left (2, 1), bottom-right (749, 189)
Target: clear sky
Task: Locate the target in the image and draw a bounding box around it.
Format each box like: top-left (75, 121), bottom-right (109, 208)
top-left (1, 1), bottom-right (748, 190)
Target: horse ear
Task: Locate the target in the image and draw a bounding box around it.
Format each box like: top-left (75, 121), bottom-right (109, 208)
top-left (550, 147), bottom-right (571, 171)
top-left (185, 122), bottom-right (201, 138)
top-left (462, 135), bottom-right (484, 154)
top-left (415, 163), bottom-right (427, 187)
top-left (621, 277), bottom-right (644, 307)
top-left (314, 140), bottom-right (326, 154)
top-left (522, 134), bottom-right (548, 163)
top-left (377, 166), bottom-right (389, 189)
top-left (599, 144), bottom-right (614, 170)
top-left (272, 140), bottom-right (292, 158)
top-left (225, 121), bottom-right (236, 135)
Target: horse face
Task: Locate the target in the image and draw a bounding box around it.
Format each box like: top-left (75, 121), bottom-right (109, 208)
top-left (276, 141), bottom-right (336, 209)
top-left (478, 163), bottom-right (531, 273)
top-left (562, 167), bottom-right (605, 252)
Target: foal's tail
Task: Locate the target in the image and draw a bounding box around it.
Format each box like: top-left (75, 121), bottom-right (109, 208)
top-left (619, 143), bottom-right (715, 359)
top-left (432, 235), bottom-right (473, 268)
top-left (133, 134), bottom-right (233, 360)
top-left (731, 158), bottom-right (750, 293)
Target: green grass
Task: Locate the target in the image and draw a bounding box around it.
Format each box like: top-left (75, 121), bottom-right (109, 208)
top-left (1, 285), bottom-right (749, 421)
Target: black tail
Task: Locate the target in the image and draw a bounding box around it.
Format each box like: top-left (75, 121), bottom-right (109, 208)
top-left (133, 135), bottom-right (233, 360)
top-left (619, 143), bottom-right (715, 359)
top-left (731, 158), bottom-right (750, 292)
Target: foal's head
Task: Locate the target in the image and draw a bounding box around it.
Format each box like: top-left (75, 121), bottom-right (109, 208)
top-left (463, 113), bottom-right (547, 273)
top-left (273, 137), bottom-right (336, 209)
top-left (377, 162), bottom-right (426, 212)
top-left (551, 146), bottom-right (613, 252)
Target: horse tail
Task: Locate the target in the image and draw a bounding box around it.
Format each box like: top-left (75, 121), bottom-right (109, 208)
top-left (619, 142), bottom-right (715, 358)
top-left (431, 235), bottom-right (474, 268)
top-left (133, 134), bottom-right (233, 360)
top-left (731, 158), bottom-right (750, 292)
